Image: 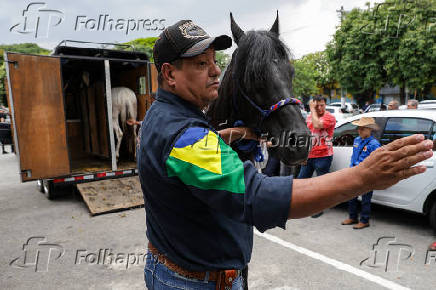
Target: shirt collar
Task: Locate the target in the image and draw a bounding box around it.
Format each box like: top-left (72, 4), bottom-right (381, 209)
top-left (156, 88), bottom-right (207, 119)
top-left (361, 135), bottom-right (373, 142)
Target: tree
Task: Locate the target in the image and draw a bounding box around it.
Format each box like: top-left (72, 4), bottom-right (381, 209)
top-left (327, 0), bottom-right (436, 105)
top-left (326, 8), bottom-right (386, 106)
top-left (292, 57), bottom-right (318, 100)
top-left (292, 51), bottom-right (335, 103)
top-left (215, 51), bottom-right (230, 72)
top-left (0, 43), bottom-right (50, 106)
top-left (121, 37), bottom-right (158, 61)
top-left (305, 51), bottom-right (336, 92)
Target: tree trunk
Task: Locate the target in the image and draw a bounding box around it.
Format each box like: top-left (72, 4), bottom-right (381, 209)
top-left (399, 82), bottom-right (406, 105)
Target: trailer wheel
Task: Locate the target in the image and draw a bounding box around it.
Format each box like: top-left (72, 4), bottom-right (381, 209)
top-left (36, 179), bottom-right (44, 193)
top-left (43, 180), bottom-right (56, 200)
top-left (429, 202), bottom-right (436, 232)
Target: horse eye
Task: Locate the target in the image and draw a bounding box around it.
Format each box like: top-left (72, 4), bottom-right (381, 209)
top-left (272, 59), bottom-right (278, 64)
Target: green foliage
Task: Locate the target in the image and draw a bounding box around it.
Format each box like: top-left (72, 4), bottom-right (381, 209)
top-left (0, 43), bottom-right (50, 106)
top-left (292, 51), bottom-right (334, 98)
top-left (121, 37), bottom-right (158, 61)
top-left (215, 51), bottom-right (230, 72)
top-left (292, 57), bottom-right (318, 98)
top-left (326, 0), bottom-right (436, 104)
top-left (305, 51), bottom-right (336, 90)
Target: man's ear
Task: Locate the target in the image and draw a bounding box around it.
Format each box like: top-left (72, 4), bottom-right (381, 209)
top-left (161, 63), bottom-right (176, 87)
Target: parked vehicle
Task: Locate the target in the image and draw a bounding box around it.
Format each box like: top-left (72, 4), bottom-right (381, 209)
top-left (325, 105), bottom-right (353, 123)
top-left (328, 102), bottom-right (360, 114)
top-left (420, 100), bottom-right (436, 105)
top-left (419, 104), bottom-right (436, 110)
top-left (4, 41), bottom-right (157, 199)
top-left (363, 103), bottom-right (387, 113)
top-left (331, 110), bottom-right (436, 230)
top-left (399, 103), bottom-right (436, 110)
top-left (299, 104), bottom-right (308, 120)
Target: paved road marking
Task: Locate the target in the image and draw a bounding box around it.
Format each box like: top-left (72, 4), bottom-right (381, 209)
top-left (254, 230), bottom-right (410, 290)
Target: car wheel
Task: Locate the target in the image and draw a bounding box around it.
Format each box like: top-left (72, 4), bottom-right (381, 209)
top-left (429, 202), bottom-right (436, 231)
top-left (43, 179), bottom-right (56, 200)
top-left (36, 179), bottom-right (44, 193)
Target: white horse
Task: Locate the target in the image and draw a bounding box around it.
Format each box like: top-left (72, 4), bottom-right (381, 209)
top-left (111, 87), bottom-right (138, 160)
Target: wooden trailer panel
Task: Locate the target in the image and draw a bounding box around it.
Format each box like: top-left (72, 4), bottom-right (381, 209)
top-left (6, 53), bottom-right (70, 181)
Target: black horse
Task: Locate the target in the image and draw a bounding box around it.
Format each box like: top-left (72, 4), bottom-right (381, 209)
top-left (207, 13), bottom-right (311, 166)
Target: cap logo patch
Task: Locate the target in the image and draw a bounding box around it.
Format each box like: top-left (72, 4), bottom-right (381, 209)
top-left (179, 21), bottom-right (208, 39)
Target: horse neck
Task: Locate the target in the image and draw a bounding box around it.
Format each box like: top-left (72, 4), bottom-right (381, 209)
top-left (207, 69), bottom-right (235, 129)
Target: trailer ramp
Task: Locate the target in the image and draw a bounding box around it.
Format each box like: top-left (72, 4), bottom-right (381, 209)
top-left (76, 176), bottom-right (144, 215)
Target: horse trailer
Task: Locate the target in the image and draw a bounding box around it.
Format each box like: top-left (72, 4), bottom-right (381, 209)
top-left (4, 41), bottom-right (158, 199)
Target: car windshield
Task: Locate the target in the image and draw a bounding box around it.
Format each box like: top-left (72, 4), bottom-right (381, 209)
top-left (326, 108), bottom-right (335, 113)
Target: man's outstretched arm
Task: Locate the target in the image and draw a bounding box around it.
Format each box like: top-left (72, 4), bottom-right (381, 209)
top-left (289, 134), bottom-right (434, 219)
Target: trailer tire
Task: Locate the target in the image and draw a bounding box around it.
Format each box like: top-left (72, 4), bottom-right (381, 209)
top-left (429, 202), bottom-right (436, 232)
top-left (36, 179), bottom-right (44, 193)
top-left (43, 180), bottom-right (56, 200)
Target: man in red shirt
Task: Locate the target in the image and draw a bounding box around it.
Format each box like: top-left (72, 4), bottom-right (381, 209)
top-left (298, 95), bottom-right (336, 217)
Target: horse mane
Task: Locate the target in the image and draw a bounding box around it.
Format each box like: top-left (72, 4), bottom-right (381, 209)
top-left (207, 30), bottom-right (293, 129)
top-left (234, 30), bottom-right (293, 91)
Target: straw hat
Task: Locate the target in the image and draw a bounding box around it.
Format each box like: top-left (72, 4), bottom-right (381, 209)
top-left (351, 117), bottom-right (379, 130)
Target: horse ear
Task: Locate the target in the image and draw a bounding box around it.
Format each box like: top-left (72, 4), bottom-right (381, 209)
top-left (270, 10), bottom-right (279, 35)
top-left (230, 12), bottom-right (244, 45)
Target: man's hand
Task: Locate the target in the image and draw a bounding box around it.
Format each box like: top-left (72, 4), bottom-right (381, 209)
top-left (218, 127), bottom-right (258, 145)
top-left (289, 134), bottom-right (433, 219)
top-left (126, 118), bottom-right (141, 126)
top-left (309, 100), bottom-right (316, 114)
top-left (357, 134), bottom-right (433, 190)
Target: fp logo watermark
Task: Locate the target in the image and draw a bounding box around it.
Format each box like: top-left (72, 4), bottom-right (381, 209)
top-left (360, 236), bottom-right (414, 272)
top-left (9, 236), bottom-right (65, 272)
top-left (9, 2), bottom-right (64, 38)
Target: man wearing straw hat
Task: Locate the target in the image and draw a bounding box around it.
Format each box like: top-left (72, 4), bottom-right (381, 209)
top-left (342, 117), bottom-right (381, 229)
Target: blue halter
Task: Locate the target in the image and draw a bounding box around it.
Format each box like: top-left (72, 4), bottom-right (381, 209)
top-left (230, 66), bottom-right (302, 162)
top-left (233, 83), bottom-right (302, 125)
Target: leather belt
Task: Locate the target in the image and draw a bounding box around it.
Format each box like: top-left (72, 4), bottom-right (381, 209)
top-left (147, 242), bottom-right (240, 288)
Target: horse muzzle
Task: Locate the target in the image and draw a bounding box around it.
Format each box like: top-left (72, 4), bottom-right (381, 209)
top-left (269, 133), bottom-right (311, 166)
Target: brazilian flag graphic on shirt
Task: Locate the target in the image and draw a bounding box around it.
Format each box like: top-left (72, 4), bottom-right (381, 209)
top-left (166, 127), bottom-right (246, 194)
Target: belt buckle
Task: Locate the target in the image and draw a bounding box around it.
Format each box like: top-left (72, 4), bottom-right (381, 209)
top-left (224, 270), bottom-right (238, 287)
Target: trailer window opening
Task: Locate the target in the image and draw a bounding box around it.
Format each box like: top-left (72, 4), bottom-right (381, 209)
top-left (139, 76), bottom-right (147, 95)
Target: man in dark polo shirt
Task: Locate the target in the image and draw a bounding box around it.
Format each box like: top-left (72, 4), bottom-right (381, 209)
top-left (137, 20), bottom-right (434, 289)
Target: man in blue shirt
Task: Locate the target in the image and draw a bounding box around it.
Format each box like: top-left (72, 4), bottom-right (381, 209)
top-left (138, 19), bottom-right (434, 289)
top-left (342, 117), bottom-right (381, 229)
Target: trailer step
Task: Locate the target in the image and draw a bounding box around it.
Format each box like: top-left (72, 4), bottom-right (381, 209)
top-left (76, 176), bottom-right (144, 215)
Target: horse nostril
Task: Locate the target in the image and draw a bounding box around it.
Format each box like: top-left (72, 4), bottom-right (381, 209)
top-left (295, 134), bottom-right (312, 152)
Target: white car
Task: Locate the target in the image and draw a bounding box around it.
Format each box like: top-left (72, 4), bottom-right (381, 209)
top-left (331, 110), bottom-right (436, 230)
top-left (325, 105), bottom-right (353, 123)
top-left (420, 100), bottom-right (436, 105)
top-left (399, 103), bottom-right (436, 110)
top-left (364, 103), bottom-right (388, 113)
top-left (329, 102), bottom-right (360, 114)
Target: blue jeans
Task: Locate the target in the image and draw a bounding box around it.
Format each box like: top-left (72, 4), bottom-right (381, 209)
top-left (144, 253), bottom-right (244, 290)
top-left (348, 191), bottom-right (373, 224)
top-left (262, 156), bottom-right (280, 177)
top-left (297, 156), bottom-right (333, 179)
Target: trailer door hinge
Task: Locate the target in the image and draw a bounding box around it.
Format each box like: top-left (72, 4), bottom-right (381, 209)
top-left (5, 60), bottom-right (18, 69)
top-left (21, 169), bottom-right (32, 178)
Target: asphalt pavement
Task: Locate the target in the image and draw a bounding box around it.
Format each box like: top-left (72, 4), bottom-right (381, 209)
top-left (1, 148), bottom-right (435, 290)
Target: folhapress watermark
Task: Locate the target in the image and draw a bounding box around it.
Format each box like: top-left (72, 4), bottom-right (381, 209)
top-left (10, 2), bottom-right (166, 39)
top-left (9, 236), bottom-right (65, 272)
top-left (75, 249), bottom-right (146, 269)
top-left (10, 2), bottom-right (64, 38)
top-left (75, 15), bottom-right (165, 35)
top-left (360, 236), bottom-right (436, 272)
top-left (360, 0), bottom-right (436, 36)
top-left (9, 236), bottom-right (147, 272)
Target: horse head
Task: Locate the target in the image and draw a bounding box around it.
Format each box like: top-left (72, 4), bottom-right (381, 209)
top-left (207, 12), bottom-right (311, 166)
